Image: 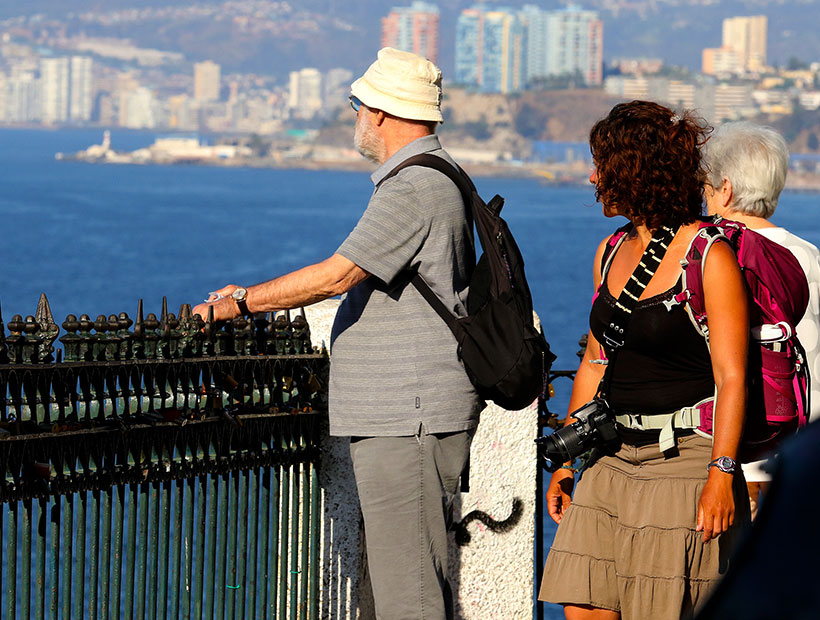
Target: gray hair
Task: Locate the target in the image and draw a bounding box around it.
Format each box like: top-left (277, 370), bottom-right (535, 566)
top-left (701, 121), bottom-right (789, 218)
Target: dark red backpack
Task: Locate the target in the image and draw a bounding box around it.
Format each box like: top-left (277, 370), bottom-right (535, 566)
top-left (601, 217), bottom-right (810, 461)
top-left (672, 217), bottom-right (810, 460)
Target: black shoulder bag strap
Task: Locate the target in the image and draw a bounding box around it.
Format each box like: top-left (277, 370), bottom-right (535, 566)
top-left (377, 153), bottom-right (476, 337)
top-left (597, 224), bottom-right (678, 398)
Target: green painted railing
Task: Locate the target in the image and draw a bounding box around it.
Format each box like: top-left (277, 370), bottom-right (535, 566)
top-left (0, 295), bottom-right (326, 619)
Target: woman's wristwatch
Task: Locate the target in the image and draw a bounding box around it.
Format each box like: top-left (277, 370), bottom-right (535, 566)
top-left (707, 456), bottom-right (737, 475)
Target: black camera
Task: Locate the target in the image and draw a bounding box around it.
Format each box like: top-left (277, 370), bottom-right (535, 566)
top-left (536, 398), bottom-right (620, 472)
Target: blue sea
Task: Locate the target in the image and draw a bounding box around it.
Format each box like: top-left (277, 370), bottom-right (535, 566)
top-left (1, 128), bottom-right (818, 619)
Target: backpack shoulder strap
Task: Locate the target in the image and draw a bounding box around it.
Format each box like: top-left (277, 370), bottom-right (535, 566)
top-left (378, 153), bottom-right (475, 209)
top-left (410, 272), bottom-right (463, 336)
top-left (673, 220), bottom-right (733, 344)
top-left (591, 223), bottom-right (633, 308)
top-left (379, 153), bottom-right (475, 338)
top-left (600, 223), bottom-right (633, 281)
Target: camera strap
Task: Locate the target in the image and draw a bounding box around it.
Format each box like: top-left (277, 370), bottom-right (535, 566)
top-left (598, 224), bottom-right (678, 398)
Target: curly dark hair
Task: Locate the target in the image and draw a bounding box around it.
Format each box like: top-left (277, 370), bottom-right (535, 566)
top-left (589, 100), bottom-right (711, 231)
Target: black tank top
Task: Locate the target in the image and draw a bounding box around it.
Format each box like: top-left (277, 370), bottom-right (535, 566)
top-left (590, 272), bottom-right (714, 413)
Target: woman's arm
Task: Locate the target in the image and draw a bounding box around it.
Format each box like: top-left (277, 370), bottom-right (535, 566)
top-left (697, 240), bottom-right (749, 542)
top-left (546, 236), bottom-right (610, 524)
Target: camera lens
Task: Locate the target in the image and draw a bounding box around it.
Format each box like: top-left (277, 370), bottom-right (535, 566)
top-left (538, 424), bottom-right (585, 469)
top-left (552, 426), bottom-right (585, 461)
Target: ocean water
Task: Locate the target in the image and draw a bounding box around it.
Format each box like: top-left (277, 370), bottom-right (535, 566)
top-left (1, 128), bottom-right (818, 619)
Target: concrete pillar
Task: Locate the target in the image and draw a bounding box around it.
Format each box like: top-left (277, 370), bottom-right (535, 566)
top-left (305, 299), bottom-right (538, 619)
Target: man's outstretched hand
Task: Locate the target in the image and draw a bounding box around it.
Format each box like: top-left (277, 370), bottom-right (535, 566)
top-left (192, 284), bottom-right (241, 322)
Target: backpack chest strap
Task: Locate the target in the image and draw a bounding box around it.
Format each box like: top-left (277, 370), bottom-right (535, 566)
top-left (614, 396), bottom-right (714, 452)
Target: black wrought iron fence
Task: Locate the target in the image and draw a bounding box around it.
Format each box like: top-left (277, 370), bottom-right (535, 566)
top-left (534, 334), bottom-right (586, 620)
top-left (0, 294), bottom-right (327, 620)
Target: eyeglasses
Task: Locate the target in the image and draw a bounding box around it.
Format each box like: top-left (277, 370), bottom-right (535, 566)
top-left (349, 95), bottom-right (363, 112)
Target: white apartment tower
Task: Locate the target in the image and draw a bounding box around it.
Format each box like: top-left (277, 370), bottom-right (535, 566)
top-left (40, 57), bottom-right (70, 123)
top-left (520, 5), bottom-right (548, 84)
top-left (722, 16), bottom-right (767, 72)
top-left (3, 70), bottom-right (40, 123)
top-left (521, 5), bottom-right (603, 87)
top-left (288, 68), bottom-right (323, 118)
top-left (39, 56), bottom-right (94, 123)
top-left (546, 6), bottom-right (603, 85)
top-left (70, 56), bottom-right (93, 121)
top-left (194, 61), bottom-right (221, 101)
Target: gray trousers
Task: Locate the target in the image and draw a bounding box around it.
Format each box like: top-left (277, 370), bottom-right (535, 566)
top-left (349, 428), bottom-right (474, 620)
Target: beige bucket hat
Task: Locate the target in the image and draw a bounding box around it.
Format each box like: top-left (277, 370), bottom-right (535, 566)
top-left (350, 47), bottom-right (443, 123)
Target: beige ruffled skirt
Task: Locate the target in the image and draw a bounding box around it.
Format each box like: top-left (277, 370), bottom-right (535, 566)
top-left (539, 434), bottom-right (750, 620)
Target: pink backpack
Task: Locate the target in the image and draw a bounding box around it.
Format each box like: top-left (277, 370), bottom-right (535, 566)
top-left (670, 217), bottom-right (811, 460)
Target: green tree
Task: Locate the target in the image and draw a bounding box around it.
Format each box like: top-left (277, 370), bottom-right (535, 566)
top-left (462, 116), bottom-right (492, 141)
top-left (513, 103), bottom-right (548, 140)
top-left (787, 56), bottom-right (809, 71)
top-left (247, 133), bottom-right (269, 157)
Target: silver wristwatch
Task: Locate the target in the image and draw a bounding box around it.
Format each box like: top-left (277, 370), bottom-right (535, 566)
top-left (231, 287), bottom-right (250, 316)
top-left (707, 456), bottom-right (737, 475)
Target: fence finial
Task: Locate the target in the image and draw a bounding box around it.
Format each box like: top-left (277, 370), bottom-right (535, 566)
top-left (35, 293), bottom-right (59, 362)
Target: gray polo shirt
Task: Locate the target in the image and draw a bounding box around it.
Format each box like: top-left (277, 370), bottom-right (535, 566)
top-left (329, 134), bottom-right (483, 436)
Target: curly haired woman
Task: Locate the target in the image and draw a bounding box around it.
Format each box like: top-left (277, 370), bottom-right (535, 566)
top-left (538, 101), bottom-right (751, 620)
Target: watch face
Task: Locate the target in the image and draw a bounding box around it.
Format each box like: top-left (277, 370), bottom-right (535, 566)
top-left (232, 287), bottom-right (248, 302)
top-left (716, 456), bottom-right (737, 472)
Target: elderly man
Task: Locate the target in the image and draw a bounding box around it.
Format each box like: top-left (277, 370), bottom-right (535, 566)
top-left (702, 121), bottom-right (820, 516)
top-left (194, 48), bottom-right (482, 619)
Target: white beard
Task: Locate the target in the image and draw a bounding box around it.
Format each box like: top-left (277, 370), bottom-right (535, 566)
top-left (354, 112), bottom-right (386, 164)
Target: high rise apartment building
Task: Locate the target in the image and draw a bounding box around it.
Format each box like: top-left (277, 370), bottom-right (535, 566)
top-left (520, 5), bottom-right (547, 84)
top-left (483, 11), bottom-right (525, 93)
top-left (288, 68), bottom-right (323, 118)
top-left (3, 70), bottom-right (40, 123)
top-left (70, 56), bottom-right (93, 121)
top-left (464, 4), bottom-right (603, 90)
top-left (382, 2), bottom-right (440, 64)
top-left (542, 6), bottom-right (603, 86)
top-left (455, 6), bottom-right (524, 93)
top-left (455, 8), bottom-right (483, 87)
top-left (40, 57), bottom-right (70, 123)
top-left (194, 61), bottom-right (221, 101)
top-left (323, 68), bottom-right (354, 110)
top-left (722, 15), bottom-right (767, 72)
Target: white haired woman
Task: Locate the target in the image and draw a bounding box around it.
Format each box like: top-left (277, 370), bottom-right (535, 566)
top-left (702, 121), bottom-right (820, 516)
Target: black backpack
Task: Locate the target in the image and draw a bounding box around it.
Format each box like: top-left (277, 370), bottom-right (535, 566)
top-left (382, 154), bottom-right (555, 411)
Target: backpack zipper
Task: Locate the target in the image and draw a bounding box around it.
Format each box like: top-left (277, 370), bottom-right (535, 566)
top-left (497, 232), bottom-right (513, 286)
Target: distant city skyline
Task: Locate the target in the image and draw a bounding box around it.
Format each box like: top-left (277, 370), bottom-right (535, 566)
top-left (0, 2), bottom-right (817, 135)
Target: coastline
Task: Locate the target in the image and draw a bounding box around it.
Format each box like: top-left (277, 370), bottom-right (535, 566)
top-left (57, 152), bottom-right (820, 191)
top-left (47, 127), bottom-right (820, 192)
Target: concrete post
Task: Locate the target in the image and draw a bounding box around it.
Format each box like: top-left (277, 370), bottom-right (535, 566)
top-left (306, 299), bottom-right (538, 619)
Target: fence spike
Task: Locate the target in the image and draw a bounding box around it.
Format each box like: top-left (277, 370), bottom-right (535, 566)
top-left (0, 299), bottom-right (7, 363)
top-left (35, 293), bottom-right (59, 362)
